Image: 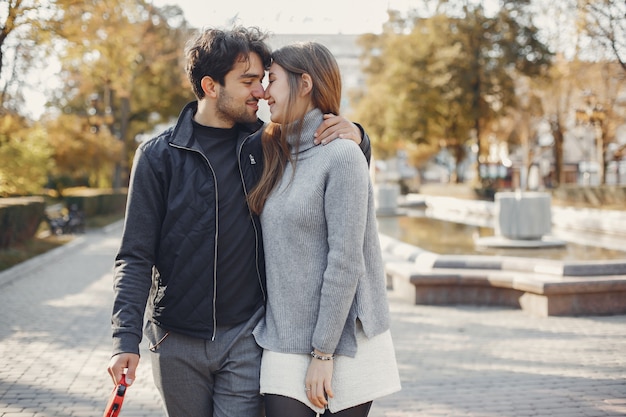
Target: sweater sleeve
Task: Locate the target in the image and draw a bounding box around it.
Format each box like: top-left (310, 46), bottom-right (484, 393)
top-left (354, 123), bottom-right (372, 166)
top-left (111, 145), bottom-right (165, 356)
top-left (312, 141), bottom-right (371, 354)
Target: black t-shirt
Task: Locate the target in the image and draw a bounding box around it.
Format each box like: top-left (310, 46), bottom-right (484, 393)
top-left (194, 121), bottom-right (262, 325)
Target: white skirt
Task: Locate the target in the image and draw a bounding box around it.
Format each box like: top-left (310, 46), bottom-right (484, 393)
top-left (259, 328), bottom-right (401, 414)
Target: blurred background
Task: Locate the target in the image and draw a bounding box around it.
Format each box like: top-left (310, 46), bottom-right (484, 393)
top-left (1, 0), bottom-right (625, 266)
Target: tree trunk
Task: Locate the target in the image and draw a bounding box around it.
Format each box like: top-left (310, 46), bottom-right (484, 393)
top-left (114, 95), bottom-right (130, 190)
top-left (551, 117), bottom-right (564, 187)
top-left (596, 123), bottom-right (605, 185)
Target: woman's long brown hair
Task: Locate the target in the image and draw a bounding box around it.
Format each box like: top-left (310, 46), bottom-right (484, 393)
top-left (247, 42), bottom-right (342, 215)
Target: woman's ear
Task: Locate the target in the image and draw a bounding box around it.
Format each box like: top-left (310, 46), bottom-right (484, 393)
top-left (300, 73), bottom-right (313, 96)
top-left (201, 76), bottom-right (218, 98)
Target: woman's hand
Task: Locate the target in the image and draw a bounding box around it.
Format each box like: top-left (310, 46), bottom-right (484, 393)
top-left (305, 353), bottom-right (335, 408)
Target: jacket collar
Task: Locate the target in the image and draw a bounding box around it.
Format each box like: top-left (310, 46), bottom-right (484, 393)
top-left (170, 101), bottom-right (264, 148)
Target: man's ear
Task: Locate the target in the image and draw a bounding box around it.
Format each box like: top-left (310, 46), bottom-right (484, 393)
top-left (201, 76), bottom-right (218, 98)
top-left (300, 73), bottom-right (313, 96)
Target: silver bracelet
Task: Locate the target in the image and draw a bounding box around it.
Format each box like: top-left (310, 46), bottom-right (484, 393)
top-left (310, 350), bottom-right (334, 361)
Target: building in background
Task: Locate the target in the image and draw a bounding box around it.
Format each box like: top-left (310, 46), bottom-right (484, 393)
top-left (263, 34), bottom-right (364, 120)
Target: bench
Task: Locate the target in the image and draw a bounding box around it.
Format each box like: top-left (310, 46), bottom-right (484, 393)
top-left (384, 260), bottom-right (626, 317)
top-left (44, 204), bottom-right (85, 235)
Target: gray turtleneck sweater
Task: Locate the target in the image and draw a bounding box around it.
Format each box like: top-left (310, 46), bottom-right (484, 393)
top-left (252, 109), bottom-right (390, 358)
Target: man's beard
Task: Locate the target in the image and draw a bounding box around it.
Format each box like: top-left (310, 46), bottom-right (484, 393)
top-left (216, 88), bottom-right (258, 125)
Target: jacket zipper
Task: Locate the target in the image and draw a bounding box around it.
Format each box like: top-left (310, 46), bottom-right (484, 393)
top-left (238, 136), bottom-right (267, 303)
top-left (170, 143), bottom-right (220, 341)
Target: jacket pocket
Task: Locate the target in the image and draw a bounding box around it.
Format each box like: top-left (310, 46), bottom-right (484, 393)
top-left (144, 320), bottom-right (170, 352)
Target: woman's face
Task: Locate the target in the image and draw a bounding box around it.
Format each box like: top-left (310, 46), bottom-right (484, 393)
top-left (264, 62), bottom-right (291, 124)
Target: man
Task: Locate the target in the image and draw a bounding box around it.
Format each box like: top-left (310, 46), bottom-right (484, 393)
top-left (107, 26), bottom-right (371, 417)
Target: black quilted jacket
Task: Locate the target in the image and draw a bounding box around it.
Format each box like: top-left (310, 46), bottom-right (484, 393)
top-left (111, 102), bottom-right (266, 355)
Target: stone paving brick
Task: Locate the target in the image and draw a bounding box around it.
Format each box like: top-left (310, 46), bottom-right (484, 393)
top-left (368, 289), bottom-right (626, 417)
top-left (0, 223), bottom-right (624, 417)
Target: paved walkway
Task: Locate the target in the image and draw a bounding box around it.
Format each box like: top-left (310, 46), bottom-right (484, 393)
top-left (0, 223), bottom-right (625, 417)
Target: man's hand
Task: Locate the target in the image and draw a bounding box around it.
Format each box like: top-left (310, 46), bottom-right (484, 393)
top-left (107, 353), bottom-right (140, 386)
top-left (314, 114), bottom-right (362, 146)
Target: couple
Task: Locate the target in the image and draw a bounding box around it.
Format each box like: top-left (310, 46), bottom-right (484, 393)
top-left (108, 26), bottom-right (400, 417)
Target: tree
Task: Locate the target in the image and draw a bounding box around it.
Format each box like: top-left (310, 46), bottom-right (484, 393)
top-left (0, 113), bottom-right (53, 196)
top-left (354, 10), bottom-right (472, 174)
top-left (353, 0), bottom-right (552, 185)
top-left (579, 0), bottom-right (626, 72)
top-left (43, 0), bottom-right (193, 189)
top-left (0, 1), bottom-right (60, 196)
top-left (0, 0), bottom-right (54, 113)
top-left (0, 1), bottom-right (195, 195)
top-left (573, 0), bottom-right (626, 185)
top-left (453, 0), bottom-right (552, 186)
top-left (44, 112), bottom-right (122, 190)
top-left (528, 0), bottom-right (581, 188)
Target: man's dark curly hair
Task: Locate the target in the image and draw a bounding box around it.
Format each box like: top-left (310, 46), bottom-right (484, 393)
top-left (185, 26), bottom-right (272, 99)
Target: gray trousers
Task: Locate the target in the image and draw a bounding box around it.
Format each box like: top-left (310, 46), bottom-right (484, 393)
top-left (145, 307), bottom-right (264, 417)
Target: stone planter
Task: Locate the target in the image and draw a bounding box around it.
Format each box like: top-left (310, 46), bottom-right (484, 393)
top-left (494, 191), bottom-right (552, 240)
top-left (376, 183), bottom-right (400, 215)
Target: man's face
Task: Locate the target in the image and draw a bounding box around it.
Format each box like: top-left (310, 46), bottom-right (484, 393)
top-left (215, 53), bottom-right (265, 125)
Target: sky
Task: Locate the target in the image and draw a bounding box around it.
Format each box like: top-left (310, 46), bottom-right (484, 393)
top-left (151, 0), bottom-right (410, 34)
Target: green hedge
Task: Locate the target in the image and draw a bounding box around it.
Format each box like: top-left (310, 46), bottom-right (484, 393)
top-left (63, 188), bottom-right (128, 217)
top-left (0, 189), bottom-right (128, 251)
top-left (0, 197), bottom-right (45, 250)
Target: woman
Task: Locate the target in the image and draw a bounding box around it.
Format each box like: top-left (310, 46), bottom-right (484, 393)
top-left (249, 42), bottom-right (401, 417)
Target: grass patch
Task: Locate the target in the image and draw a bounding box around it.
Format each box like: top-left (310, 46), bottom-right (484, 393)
top-left (0, 213), bottom-right (124, 273)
